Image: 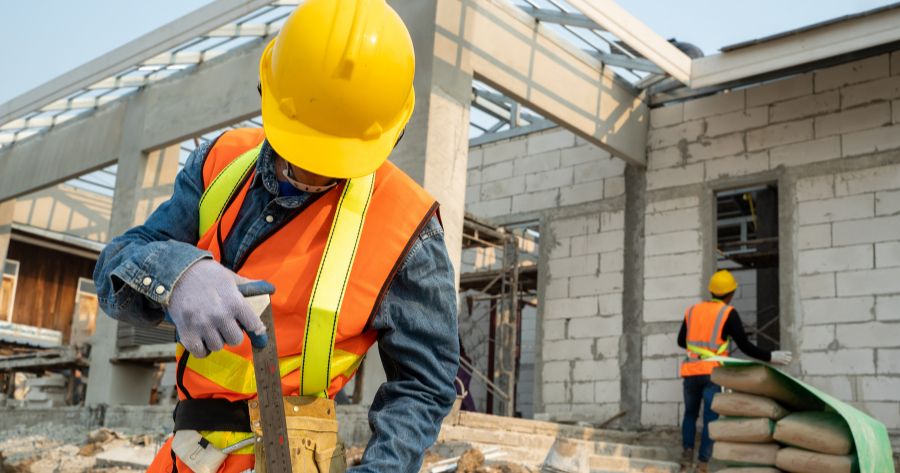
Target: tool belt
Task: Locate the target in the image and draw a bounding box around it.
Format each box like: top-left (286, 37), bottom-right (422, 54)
top-left (173, 396), bottom-right (346, 473)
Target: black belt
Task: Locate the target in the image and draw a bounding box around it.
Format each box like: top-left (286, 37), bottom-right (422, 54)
top-left (173, 398), bottom-right (252, 432)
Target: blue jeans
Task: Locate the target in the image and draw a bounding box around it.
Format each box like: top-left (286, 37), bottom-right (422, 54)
top-left (682, 375), bottom-right (720, 462)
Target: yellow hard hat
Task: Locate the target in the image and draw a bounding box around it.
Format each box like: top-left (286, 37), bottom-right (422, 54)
top-left (708, 270), bottom-right (738, 296)
top-left (259, 0), bottom-right (416, 179)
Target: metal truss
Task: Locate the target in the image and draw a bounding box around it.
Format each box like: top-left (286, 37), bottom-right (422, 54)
top-left (469, 81), bottom-right (557, 146)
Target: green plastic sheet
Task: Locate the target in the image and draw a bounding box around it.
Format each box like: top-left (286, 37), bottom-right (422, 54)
top-left (709, 357), bottom-right (895, 473)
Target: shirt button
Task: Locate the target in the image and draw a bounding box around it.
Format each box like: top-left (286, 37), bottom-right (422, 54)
top-left (155, 285), bottom-right (166, 295)
top-left (265, 215), bottom-right (274, 223)
top-left (142, 277), bottom-right (152, 286)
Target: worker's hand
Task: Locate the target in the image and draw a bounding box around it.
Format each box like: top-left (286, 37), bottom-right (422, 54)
top-left (165, 259), bottom-right (275, 358)
top-left (770, 350), bottom-right (793, 365)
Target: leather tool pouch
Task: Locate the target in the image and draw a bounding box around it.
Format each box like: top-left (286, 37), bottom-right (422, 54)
top-left (249, 396), bottom-right (347, 473)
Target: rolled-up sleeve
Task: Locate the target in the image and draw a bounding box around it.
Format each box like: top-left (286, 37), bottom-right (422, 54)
top-left (351, 216), bottom-right (460, 473)
top-left (93, 144), bottom-right (213, 327)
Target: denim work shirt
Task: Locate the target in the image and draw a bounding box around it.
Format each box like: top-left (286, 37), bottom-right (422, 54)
top-left (93, 138), bottom-right (460, 473)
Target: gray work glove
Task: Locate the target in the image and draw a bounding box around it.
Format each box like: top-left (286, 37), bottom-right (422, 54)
top-left (770, 350), bottom-right (793, 365)
top-left (165, 259), bottom-right (275, 358)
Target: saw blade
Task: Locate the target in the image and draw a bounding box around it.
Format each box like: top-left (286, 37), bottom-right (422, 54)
top-left (247, 294), bottom-right (292, 473)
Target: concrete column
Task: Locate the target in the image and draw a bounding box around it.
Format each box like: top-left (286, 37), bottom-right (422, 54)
top-left (86, 96), bottom-right (181, 406)
top-left (0, 200), bottom-right (14, 274)
top-left (620, 165), bottom-right (646, 429)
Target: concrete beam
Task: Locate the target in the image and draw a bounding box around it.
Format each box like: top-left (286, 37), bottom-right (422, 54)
top-left (439, 0), bottom-right (648, 166)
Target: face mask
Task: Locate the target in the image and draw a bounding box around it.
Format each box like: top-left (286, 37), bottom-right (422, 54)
top-left (282, 164), bottom-right (338, 194)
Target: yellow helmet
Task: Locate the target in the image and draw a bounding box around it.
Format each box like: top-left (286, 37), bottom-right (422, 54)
top-left (708, 270), bottom-right (738, 297)
top-left (259, 0), bottom-right (416, 179)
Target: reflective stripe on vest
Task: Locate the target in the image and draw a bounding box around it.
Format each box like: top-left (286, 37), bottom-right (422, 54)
top-left (197, 142), bottom-right (262, 238)
top-left (686, 303), bottom-right (731, 359)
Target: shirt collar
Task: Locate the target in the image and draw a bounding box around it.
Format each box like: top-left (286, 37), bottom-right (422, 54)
top-left (254, 139), bottom-right (310, 208)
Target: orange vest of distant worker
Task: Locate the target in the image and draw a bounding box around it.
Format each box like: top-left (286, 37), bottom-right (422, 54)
top-left (174, 128), bottom-right (438, 403)
top-left (680, 301), bottom-right (733, 377)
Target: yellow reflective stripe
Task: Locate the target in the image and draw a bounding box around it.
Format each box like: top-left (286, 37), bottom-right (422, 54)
top-left (197, 142), bottom-right (262, 237)
top-left (687, 339), bottom-right (730, 360)
top-left (200, 431), bottom-right (255, 455)
top-left (301, 173), bottom-right (375, 396)
top-left (182, 344), bottom-right (364, 395)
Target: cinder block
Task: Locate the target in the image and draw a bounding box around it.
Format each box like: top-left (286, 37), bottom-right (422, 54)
top-left (514, 150), bottom-right (561, 176)
top-left (480, 175), bottom-right (525, 200)
top-left (553, 215), bottom-right (600, 238)
top-left (746, 74), bottom-right (813, 107)
top-left (545, 276), bottom-right (568, 300)
top-left (588, 229), bottom-right (624, 253)
top-left (833, 215), bottom-right (900, 245)
top-left (603, 176), bottom-right (625, 198)
top-left (543, 338), bottom-right (594, 361)
top-left (800, 324), bottom-right (835, 350)
top-left (548, 237), bottom-right (570, 259)
top-left (560, 181), bottom-right (604, 206)
top-left (594, 380), bottom-right (620, 403)
top-left (797, 194), bottom-right (873, 225)
top-left (650, 103), bottom-right (684, 128)
top-left (856, 402), bottom-right (900, 430)
top-left (645, 230), bottom-right (701, 256)
top-left (466, 184), bottom-right (480, 203)
top-left (569, 273), bottom-right (623, 297)
top-left (643, 297), bottom-right (697, 323)
top-left (467, 197), bottom-right (511, 219)
top-left (815, 102), bottom-right (891, 138)
top-left (643, 332), bottom-right (682, 358)
top-left (561, 143), bottom-right (609, 167)
top-left (684, 90), bottom-right (745, 120)
top-left (647, 379), bottom-right (683, 403)
top-left (548, 255), bottom-right (599, 278)
top-left (705, 107), bottom-right (768, 137)
top-left (526, 167), bottom-right (573, 192)
top-left (467, 148), bottom-right (484, 168)
top-left (648, 120), bottom-right (705, 150)
top-left (572, 382), bottom-right (594, 403)
top-left (542, 361), bottom-right (570, 382)
top-left (875, 241), bottom-right (900, 268)
top-left (599, 251), bottom-right (624, 273)
top-left (705, 151), bottom-right (770, 179)
top-left (573, 358), bottom-right (619, 381)
top-left (770, 90), bottom-right (839, 123)
top-left (544, 296), bottom-right (599, 319)
top-left (647, 163), bottom-right (704, 191)
top-left (835, 163), bottom-right (900, 196)
top-left (799, 273), bottom-right (836, 299)
top-left (876, 189), bottom-right (900, 216)
top-left (875, 295), bottom-right (900, 321)
top-left (644, 252), bottom-right (703, 278)
top-left (467, 168), bottom-right (482, 185)
top-left (512, 188), bottom-right (558, 213)
top-left (797, 224), bottom-right (831, 250)
top-left (542, 382), bottom-right (567, 404)
top-left (600, 210), bottom-right (625, 231)
top-left (686, 133), bottom-right (745, 162)
top-left (567, 315), bottom-right (623, 339)
top-left (481, 161), bottom-right (514, 182)
top-left (893, 50), bottom-right (900, 75)
top-left (483, 137), bottom-right (526, 165)
top-left (802, 349), bottom-right (876, 375)
top-left (837, 322), bottom-right (900, 348)
top-left (803, 376), bottom-right (854, 402)
top-left (543, 319), bottom-right (567, 341)
top-left (647, 196), bottom-right (699, 214)
top-left (795, 175), bottom-right (835, 202)
top-left (842, 123), bottom-right (900, 157)
top-left (799, 245), bottom-right (873, 274)
top-left (641, 403), bottom-right (680, 427)
top-left (573, 159), bottom-right (625, 184)
top-left (814, 54), bottom-right (890, 92)
top-left (802, 296), bottom-right (874, 324)
top-left (836, 267), bottom-right (900, 296)
top-left (594, 335), bottom-right (621, 360)
top-left (840, 74), bottom-right (900, 108)
top-left (645, 275), bottom-right (702, 301)
top-left (747, 119), bottom-right (814, 151)
top-left (597, 294), bottom-right (623, 316)
top-left (528, 128), bottom-right (575, 154)
top-left (643, 357), bottom-right (679, 380)
top-left (769, 136), bottom-right (841, 168)
top-left (860, 377), bottom-right (900, 401)
top-left (877, 348), bottom-right (900, 374)
top-left (648, 146), bottom-right (685, 170)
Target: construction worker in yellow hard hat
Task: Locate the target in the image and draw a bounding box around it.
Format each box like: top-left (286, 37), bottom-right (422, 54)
top-left (94, 1), bottom-right (460, 472)
top-left (676, 270), bottom-right (792, 473)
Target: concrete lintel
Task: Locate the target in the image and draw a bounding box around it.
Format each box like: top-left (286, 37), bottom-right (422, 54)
top-left (442, 0), bottom-right (648, 167)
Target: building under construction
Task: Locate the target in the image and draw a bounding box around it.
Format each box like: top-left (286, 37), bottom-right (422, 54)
top-left (1, 0), bottom-right (900, 470)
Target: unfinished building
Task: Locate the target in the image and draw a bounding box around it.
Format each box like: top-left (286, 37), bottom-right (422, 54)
top-left (1, 0), bottom-right (899, 468)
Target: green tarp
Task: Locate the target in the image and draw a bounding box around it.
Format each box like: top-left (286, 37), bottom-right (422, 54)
top-left (710, 357), bottom-right (895, 473)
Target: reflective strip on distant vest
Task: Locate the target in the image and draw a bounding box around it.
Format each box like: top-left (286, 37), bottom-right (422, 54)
top-left (175, 127), bottom-right (438, 407)
top-left (680, 301), bottom-right (732, 377)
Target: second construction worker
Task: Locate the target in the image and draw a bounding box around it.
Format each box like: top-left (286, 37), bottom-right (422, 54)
top-left (93, 1), bottom-right (459, 472)
top-left (677, 270), bottom-right (792, 472)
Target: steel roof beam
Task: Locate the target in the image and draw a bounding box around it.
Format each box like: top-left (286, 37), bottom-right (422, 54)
top-left (517, 6), bottom-right (601, 30)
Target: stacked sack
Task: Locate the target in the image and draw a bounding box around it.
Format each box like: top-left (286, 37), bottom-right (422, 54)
top-left (709, 364), bottom-right (857, 473)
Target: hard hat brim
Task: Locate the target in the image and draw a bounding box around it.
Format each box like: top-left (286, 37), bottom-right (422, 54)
top-left (259, 41), bottom-right (415, 179)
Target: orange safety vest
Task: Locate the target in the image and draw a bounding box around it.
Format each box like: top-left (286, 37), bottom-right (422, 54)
top-left (679, 301), bottom-right (732, 377)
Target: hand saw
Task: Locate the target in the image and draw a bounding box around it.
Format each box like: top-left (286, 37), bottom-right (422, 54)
top-left (245, 294), bottom-right (292, 473)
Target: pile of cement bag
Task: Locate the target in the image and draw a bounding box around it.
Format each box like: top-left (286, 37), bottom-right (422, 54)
top-left (710, 364), bottom-right (857, 473)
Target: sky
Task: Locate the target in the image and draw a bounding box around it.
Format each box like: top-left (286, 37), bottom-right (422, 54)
top-left (0, 0), bottom-right (894, 104)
